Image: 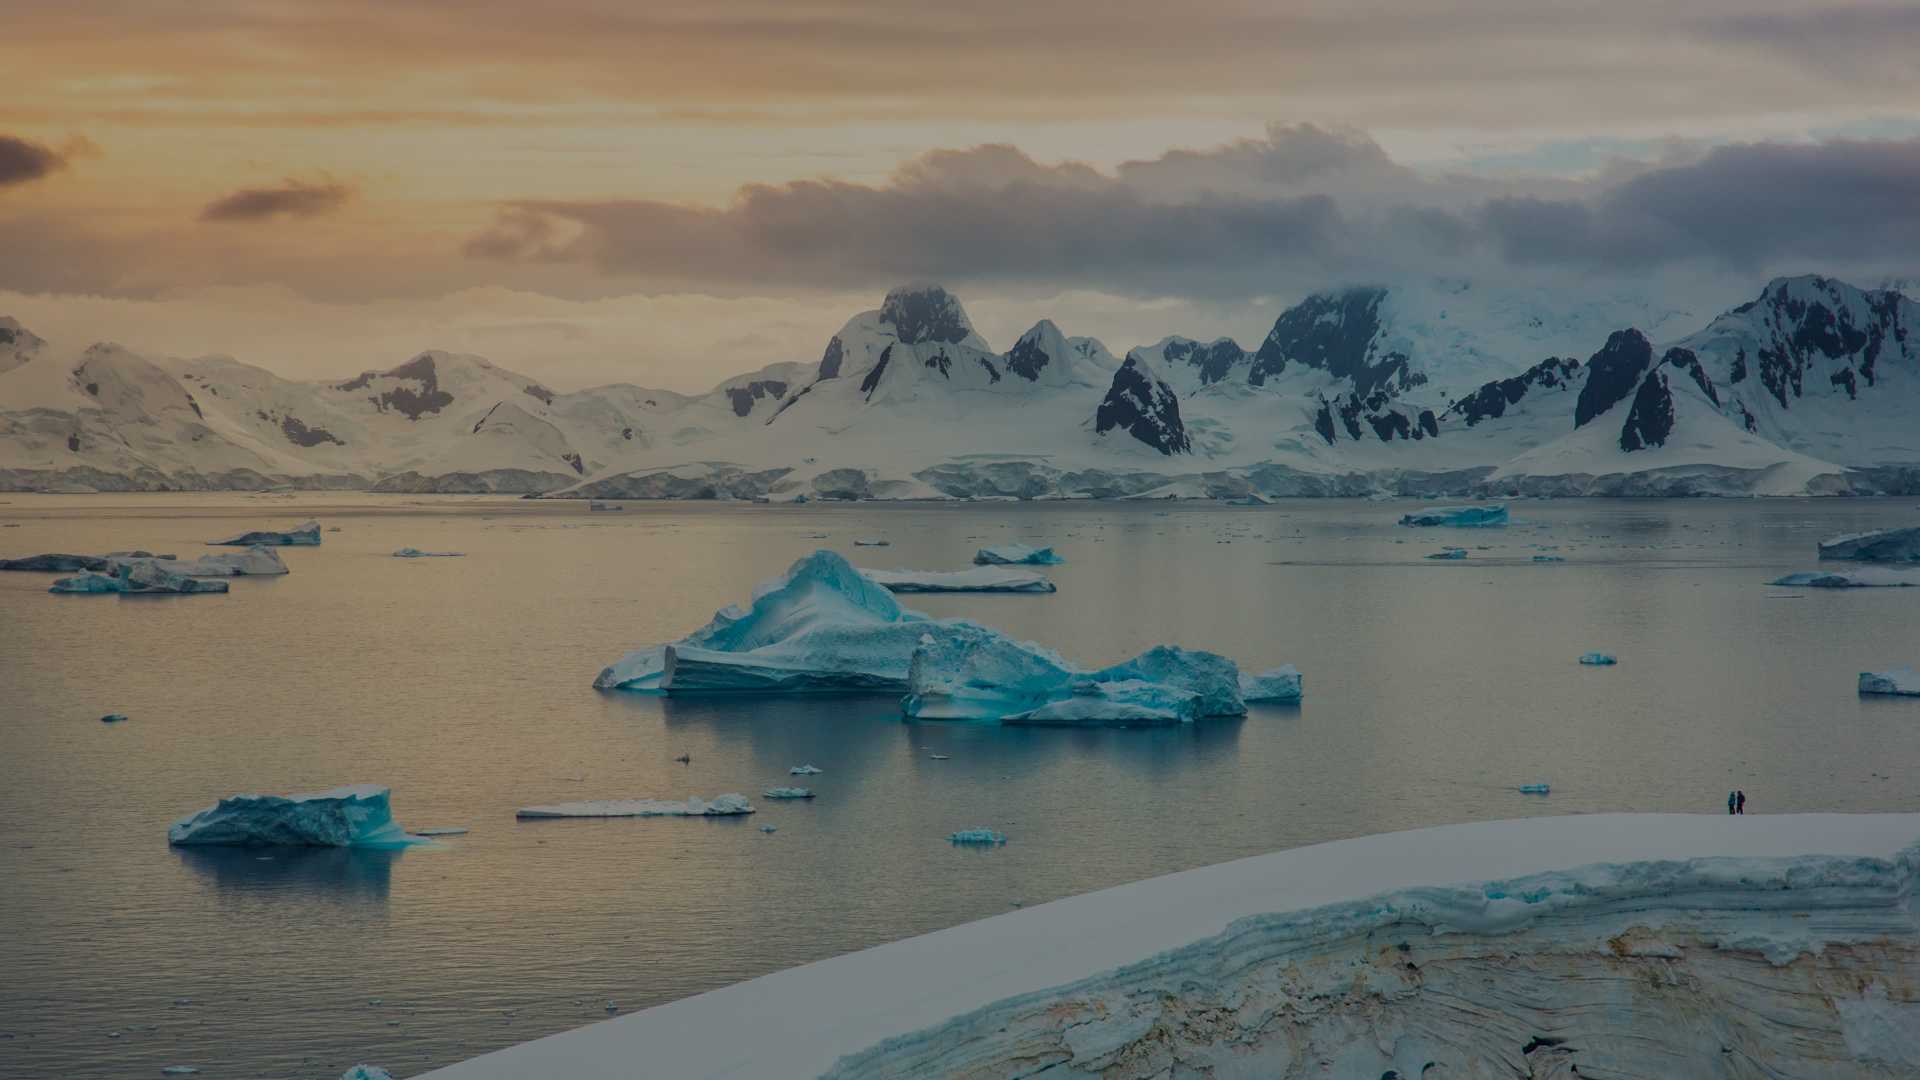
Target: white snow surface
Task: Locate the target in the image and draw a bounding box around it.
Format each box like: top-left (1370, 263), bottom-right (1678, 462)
top-left (515, 794), bottom-right (754, 818)
top-left (858, 566), bottom-right (1055, 593)
top-left (421, 813), bottom-right (1920, 1080)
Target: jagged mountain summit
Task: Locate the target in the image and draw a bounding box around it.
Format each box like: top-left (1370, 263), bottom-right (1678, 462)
top-left (1, 277), bottom-right (1915, 497)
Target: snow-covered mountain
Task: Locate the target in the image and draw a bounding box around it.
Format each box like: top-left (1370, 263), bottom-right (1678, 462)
top-left (2, 277), bottom-right (1916, 497)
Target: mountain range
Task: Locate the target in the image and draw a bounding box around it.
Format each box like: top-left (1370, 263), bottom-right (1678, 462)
top-left (2, 275), bottom-right (1915, 498)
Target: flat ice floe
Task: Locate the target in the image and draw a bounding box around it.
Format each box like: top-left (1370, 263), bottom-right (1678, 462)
top-left (1398, 503), bottom-right (1509, 527)
top-left (167, 784), bottom-right (421, 848)
top-left (1580, 651), bottom-right (1618, 665)
top-left (52, 562), bottom-right (230, 594)
top-left (515, 794), bottom-right (754, 818)
top-left (107, 546), bottom-right (288, 577)
top-left (208, 519), bottom-right (321, 546)
top-left (1859, 668), bottom-right (1920, 696)
top-left (763, 787), bottom-right (815, 799)
top-left (393, 547), bottom-right (466, 558)
top-left (1818, 525), bottom-right (1920, 562)
top-left (418, 813), bottom-right (1920, 1080)
top-left (972, 543), bottom-right (1064, 566)
top-left (1771, 568), bottom-right (1919, 588)
top-left (1238, 664), bottom-right (1303, 703)
top-left (858, 566), bottom-right (1055, 593)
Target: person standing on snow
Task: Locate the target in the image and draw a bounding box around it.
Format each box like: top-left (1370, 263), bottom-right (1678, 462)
top-left (1728, 791), bottom-right (1737, 815)
top-left (1736, 790), bottom-right (1746, 815)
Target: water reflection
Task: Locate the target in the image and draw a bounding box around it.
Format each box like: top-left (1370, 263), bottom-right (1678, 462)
top-left (175, 844), bottom-right (405, 902)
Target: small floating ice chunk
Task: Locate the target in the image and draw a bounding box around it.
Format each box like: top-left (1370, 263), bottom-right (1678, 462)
top-left (160, 1068), bottom-right (200, 1075)
top-left (789, 764), bottom-right (824, 775)
top-left (168, 785), bottom-right (423, 848)
top-left (515, 794), bottom-right (755, 818)
top-left (1770, 569), bottom-right (1918, 588)
top-left (763, 787), bottom-right (814, 799)
top-left (1859, 668), bottom-right (1920, 697)
top-left (1425, 548), bottom-right (1468, 560)
top-left (340, 1067), bottom-right (393, 1080)
top-left (1239, 665), bottom-right (1303, 704)
top-left (948, 828), bottom-right (1006, 845)
top-left (107, 546), bottom-right (288, 578)
top-left (1518, 783), bottom-right (1551, 795)
top-left (1818, 526), bottom-right (1920, 562)
top-left (1579, 652), bottom-right (1617, 666)
top-left (100, 713), bottom-right (128, 723)
top-left (859, 566), bottom-right (1055, 593)
top-left (208, 520), bottom-right (320, 547)
top-left (52, 562), bottom-right (230, 594)
top-left (973, 543), bottom-right (1063, 566)
top-left (412, 827), bottom-right (469, 837)
top-left (588, 501), bottom-right (623, 512)
top-left (852, 538), bottom-right (890, 547)
top-left (1399, 504), bottom-right (1508, 528)
top-left (760, 824), bottom-right (778, 834)
top-left (392, 547), bottom-right (465, 558)
top-left (1532, 555), bottom-right (1565, 563)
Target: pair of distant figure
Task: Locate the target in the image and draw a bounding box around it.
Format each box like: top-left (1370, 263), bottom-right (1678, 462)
top-left (1726, 790), bottom-right (1747, 815)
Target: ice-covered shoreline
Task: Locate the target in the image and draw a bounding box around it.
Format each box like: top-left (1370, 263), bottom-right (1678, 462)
top-left (420, 813), bottom-right (1920, 1080)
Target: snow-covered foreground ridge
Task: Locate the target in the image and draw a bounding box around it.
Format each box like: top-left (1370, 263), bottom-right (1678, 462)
top-left (422, 814), bottom-right (1920, 1080)
top-left (5, 276), bottom-right (1919, 497)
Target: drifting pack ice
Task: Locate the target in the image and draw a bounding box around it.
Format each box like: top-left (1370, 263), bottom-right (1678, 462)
top-left (1859, 668), bottom-right (1920, 696)
top-left (973, 543), bottom-right (1064, 566)
top-left (167, 784), bottom-right (421, 847)
top-left (51, 561), bottom-right (229, 594)
top-left (208, 519), bottom-right (321, 546)
top-left (859, 566), bottom-right (1055, 593)
top-left (1399, 504), bottom-right (1509, 527)
top-left (1771, 568), bottom-right (1919, 588)
top-left (595, 550), bottom-right (1287, 722)
top-left (1818, 525), bottom-right (1920, 562)
top-left (515, 795), bottom-right (754, 818)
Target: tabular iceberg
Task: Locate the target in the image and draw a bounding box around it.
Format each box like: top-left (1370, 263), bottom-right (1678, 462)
top-left (208, 519), bottom-right (321, 546)
top-left (973, 543), bottom-right (1064, 566)
top-left (1819, 525), bottom-right (1920, 562)
top-left (167, 784), bottom-right (421, 848)
top-left (515, 794), bottom-right (754, 818)
top-left (859, 567), bottom-right (1056, 593)
top-left (1771, 568), bottom-right (1919, 588)
top-left (1859, 668), bottom-right (1920, 696)
top-left (763, 787), bottom-right (814, 799)
top-left (106, 546), bottom-right (288, 577)
top-left (1399, 504), bottom-right (1509, 527)
top-left (1239, 664), bottom-right (1303, 703)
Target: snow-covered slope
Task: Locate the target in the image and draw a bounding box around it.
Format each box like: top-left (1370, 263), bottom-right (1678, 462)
top-left (420, 813), bottom-right (1920, 1080)
top-left (3, 277), bottom-right (1916, 496)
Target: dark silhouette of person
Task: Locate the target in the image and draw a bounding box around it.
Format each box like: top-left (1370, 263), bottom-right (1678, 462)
top-left (1736, 790), bottom-right (1746, 815)
top-left (1728, 791), bottom-right (1736, 815)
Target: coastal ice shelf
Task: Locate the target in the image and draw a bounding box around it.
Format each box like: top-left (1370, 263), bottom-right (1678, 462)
top-left (419, 813), bottom-right (1920, 1080)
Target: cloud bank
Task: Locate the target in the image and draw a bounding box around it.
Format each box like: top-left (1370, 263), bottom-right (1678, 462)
top-left (200, 179), bottom-right (356, 222)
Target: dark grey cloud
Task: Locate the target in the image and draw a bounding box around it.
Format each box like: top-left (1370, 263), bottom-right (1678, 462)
top-left (200, 179), bottom-right (356, 222)
top-left (0, 135), bottom-right (71, 188)
top-left (468, 128), bottom-right (1920, 298)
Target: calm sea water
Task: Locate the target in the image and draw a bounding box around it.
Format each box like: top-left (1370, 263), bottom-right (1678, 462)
top-left (3, 494), bottom-right (1918, 1079)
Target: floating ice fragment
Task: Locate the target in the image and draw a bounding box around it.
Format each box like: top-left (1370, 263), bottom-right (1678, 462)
top-left (1239, 665), bottom-right (1303, 704)
top-left (515, 794), bottom-right (754, 818)
top-left (338, 1065), bottom-right (392, 1080)
top-left (1519, 783), bottom-right (1551, 794)
top-left (208, 520), bottom-right (320, 547)
top-left (852, 538), bottom-right (890, 547)
top-left (1818, 526), bottom-right (1920, 562)
top-left (588, 501), bottom-right (623, 512)
top-left (161, 1067), bottom-right (200, 1075)
top-left (168, 784), bottom-right (422, 848)
top-left (948, 828), bottom-right (1006, 845)
top-left (1399, 504), bottom-right (1508, 527)
top-left (1579, 653), bottom-right (1617, 666)
top-left (100, 713), bottom-right (128, 723)
top-left (859, 566), bottom-right (1055, 593)
top-left (763, 787), bottom-right (814, 799)
top-left (973, 543), bottom-right (1064, 566)
top-left (52, 562), bottom-right (230, 594)
top-left (1770, 569), bottom-right (1919, 588)
top-left (1859, 668), bottom-right (1920, 697)
top-left (789, 764), bottom-right (824, 775)
top-left (412, 827), bottom-right (469, 837)
top-left (393, 548), bottom-right (465, 558)
top-left (1532, 555), bottom-right (1565, 563)
top-left (760, 824), bottom-right (777, 834)
top-left (1426, 548), bottom-right (1468, 560)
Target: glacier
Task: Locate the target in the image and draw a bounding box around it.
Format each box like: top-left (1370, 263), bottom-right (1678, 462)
top-left (858, 566), bottom-right (1055, 593)
top-left (1239, 664), bottom-right (1303, 703)
top-left (1859, 668), bottom-right (1920, 697)
top-left (1771, 568), bottom-right (1919, 588)
top-left (973, 543), bottom-right (1064, 566)
top-left (167, 784), bottom-right (421, 848)
top-left (1399, 504), bottom-right (1509, 527)
top-left (208, 519), bottom-right (321, 546)
top-left (1819, 526), bottom-right (1920, 562)
top-left (416, 814), bottom-right (1920, 1080)
top-left (515, 794), bottom-right (755, 818)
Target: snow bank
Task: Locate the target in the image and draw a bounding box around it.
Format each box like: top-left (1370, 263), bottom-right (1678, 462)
top-left (1859, 668), bottom-right (1920, 697)
top-left (858, 566), bottom-right (1055, 593)
top-left (167, 784), bottom-right (420, 848)
top-left (418, 814), bottom-right (1920, 1080)
top-left (1398, 504), bottom-right (1509, 527)
top-left (1819, 525), bottom-right (1920, 562)
top-left (1771, 568), bottom-right (1919, 588)
top-left (515, 794), bottom-right (754, 818)
top-left (208, 519), bottom-right (321, 546)
top-left (1239, 664), bottom-right (1303, 703)
top-left (973, 543), bottom-right (1064, 566)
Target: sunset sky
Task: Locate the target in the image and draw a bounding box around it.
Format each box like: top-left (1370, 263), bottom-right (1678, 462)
top-left (4, 0), bottom-right (1917, 391)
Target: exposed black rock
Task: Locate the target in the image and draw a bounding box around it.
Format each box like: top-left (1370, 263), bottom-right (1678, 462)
top-left (724, 379), bottom-right (788, 417)
top-left (523, 383), bottom-right (555, 405)
top-left (923, 350), bottom-right (951, 378)
top-left (562, 452), bottom-right (584, 475)
top-left (977, 357), bottom-right (1001, 383)
top-left (1574, 329), bottom-right (1653, 428)
top-left (1661, 347), bottom-right (1719, 407)
top-left (818, 336), bottom-right (844, 380)
top-left (1619, 372), bottom-right (1675, 452)
top-left (859, 345), bottom-right (892, 401)
top-left (341, 354), bottom-right (455, 420)
top-left (280, 415), bottom-right (344, 447)
top-left (1446, 357), bottom-right (1581, 427)
top-left (1161, 338), bottom-right (1247, 386)
top-left (1312, 400), bottom-right (1337, 444)
top-left (66, 433), bottom-right (80, 452)
top-left (1094, 357), bottom-right (1190, 455)
top-left (1250, 288), bottom-right (1423, 400)
top-left (879, 286), bottom-right (972, 345)
top-left (1003, 331), bottom-right (1054, 381)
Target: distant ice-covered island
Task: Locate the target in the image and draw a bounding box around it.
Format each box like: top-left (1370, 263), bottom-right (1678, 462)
top-left (421, 814), bottom-right (1920, 1080)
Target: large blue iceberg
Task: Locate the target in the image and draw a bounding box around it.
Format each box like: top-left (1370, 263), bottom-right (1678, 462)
top-left (51, 561), bottom-right (230, 595)
top-left (596, 550), bottom-right (1284, 723)
top-left (208, 519), bottom-right (321, 547)
top-left (1859, 667), bottom-right (1919, 696)
top-left (167, 784), bottom-right (421, 848)
top-left (1818, 526), bottom-right (1920, 562)
top-left (1399, 504), bottom-right (1509, 527)
top-left (973, 543), bottom-right (1064, 566)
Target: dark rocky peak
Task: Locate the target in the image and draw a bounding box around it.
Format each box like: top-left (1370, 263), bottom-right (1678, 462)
top-left (0, 316), bottom-right (44, 375)
top-left (1574, 329), bottom-right (1653, 429)
top-left (817, 335), bottom-right (845, 380)
top-left (1250, 286), bottom-right (1419, 400)
top-left (1094, 356), bottom-right (1189, 455)
top-left (1159, 337), bottom-right (1249, 387)
top-left (1718, 275), bottom-right (1912, 408)
top-left (336, 353), bottom-right (455, 420)
top-left (1658, 346), bottom-right (1718, 407)
top-left (1619, 371), bottom-right (1675, 452)
top-left (1315, 392), bottom-right (1437, 445)
top-left (1444, 357), bottom-right (1582, 427)
top-left (1003, 320), bottom-right (1066, 382)
top-left (879, 285), bottom-right (975, 346)
top-left (724, 379), bottom-right (789, 417)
